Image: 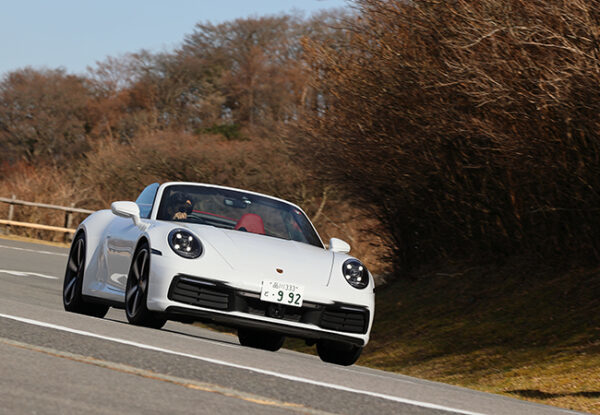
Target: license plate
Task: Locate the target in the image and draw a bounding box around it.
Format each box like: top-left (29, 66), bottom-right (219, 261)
top-left (260, 280), bottom-right (304, 307)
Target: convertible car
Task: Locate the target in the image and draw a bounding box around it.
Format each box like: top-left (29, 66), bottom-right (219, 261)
top-left (63, 182), bottom-right (375, 365)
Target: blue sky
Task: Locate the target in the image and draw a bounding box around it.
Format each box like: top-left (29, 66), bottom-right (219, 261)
top-left (0, 0), bottom-right (348, 76)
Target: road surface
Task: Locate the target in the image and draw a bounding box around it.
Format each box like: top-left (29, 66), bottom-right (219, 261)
top-left (0, 238), bottom-right (585, 414)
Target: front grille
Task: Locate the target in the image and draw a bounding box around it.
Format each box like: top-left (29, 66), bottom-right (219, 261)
top-left (168, 276), bottom-right (230, 310)
top-left (319, 308), bottom-right (369, 334)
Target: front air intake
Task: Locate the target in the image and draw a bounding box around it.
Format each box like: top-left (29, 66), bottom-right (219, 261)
top-left (168, 275), bottom-right (231, 311)
top-left (319, 307), bottom-right (369, 334)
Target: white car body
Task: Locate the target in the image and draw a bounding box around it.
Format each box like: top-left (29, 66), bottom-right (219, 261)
top-left (73, 182), bottom-right (375, 349)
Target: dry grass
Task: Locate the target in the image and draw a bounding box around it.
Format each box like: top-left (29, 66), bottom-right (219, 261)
top-left (351, 261), bottom-right (600, 414)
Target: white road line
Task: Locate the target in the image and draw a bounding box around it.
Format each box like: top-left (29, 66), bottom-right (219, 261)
top-left (0, 269), bottom-right (58, 280)
top-left (0, 313), bottom-right (488, 415)
top-left (0, 244), bottom-right (68, 257)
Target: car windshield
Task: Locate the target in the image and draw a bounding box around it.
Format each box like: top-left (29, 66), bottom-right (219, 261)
top-left (156, 184), bottom-right (323, 248)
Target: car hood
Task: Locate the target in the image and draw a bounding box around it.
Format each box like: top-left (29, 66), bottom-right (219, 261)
top-left (188, 224), bottom-right (333, 287)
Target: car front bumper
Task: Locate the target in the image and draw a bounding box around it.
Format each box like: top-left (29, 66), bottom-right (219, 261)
top-left (146, 259), bottom-right (373, 346)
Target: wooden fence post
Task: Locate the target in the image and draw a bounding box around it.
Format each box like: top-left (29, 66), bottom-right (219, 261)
top-left (6, 194), bottom-right (16, 235)
top-left (64, 203), bottom-right (75, 243)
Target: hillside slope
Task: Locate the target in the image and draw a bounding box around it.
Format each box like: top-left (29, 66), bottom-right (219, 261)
top-left (288, 259), bottom-right (600, 414)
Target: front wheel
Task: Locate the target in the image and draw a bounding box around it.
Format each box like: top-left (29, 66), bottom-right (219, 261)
top-left (316, 340), bottom-right (363, 366)
top-left (63, 233), bottom-right (109, 318)
top-left (125, 243), bottom-right (167, 329)
top-left (237, 328), bottom-right (285, 351)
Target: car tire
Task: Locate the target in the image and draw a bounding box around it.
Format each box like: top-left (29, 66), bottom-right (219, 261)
top-left (125, 242), bottom-right (167, 329)
top-left (63, 232), bottom-right (109, 318)
top-left (316, 340), bottom-right (363, 366)
top-left (237, 328), bottom-right (285, 351)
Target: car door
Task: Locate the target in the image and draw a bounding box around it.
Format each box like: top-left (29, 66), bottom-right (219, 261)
top-left (104, 217), bottom-right (142, 301)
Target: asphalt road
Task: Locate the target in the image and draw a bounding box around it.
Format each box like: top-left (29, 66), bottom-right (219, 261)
top-left (0, 238), bottom-right (586, 415)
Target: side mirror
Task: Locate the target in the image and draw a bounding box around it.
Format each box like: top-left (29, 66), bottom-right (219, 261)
top-left (329, 237), bottom-right (351, 253)
top-left (111, 201), bottom-right (144, 228)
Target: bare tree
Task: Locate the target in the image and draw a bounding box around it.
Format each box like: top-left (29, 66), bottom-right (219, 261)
top-left (0, 68), bottom-right (91, 162)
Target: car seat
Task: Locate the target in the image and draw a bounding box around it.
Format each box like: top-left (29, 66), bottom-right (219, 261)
top-left (234, 213), bottom-right (265, 234)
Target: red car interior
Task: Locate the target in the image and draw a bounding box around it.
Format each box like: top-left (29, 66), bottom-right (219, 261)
top-left (234, 213), bottom-right (265, 234)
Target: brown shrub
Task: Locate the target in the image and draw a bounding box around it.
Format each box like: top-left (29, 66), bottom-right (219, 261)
top-left (0, 128), bottom-right (389, 273)
top-left (80, 132), bottom-right (318, 206)
top-left (0, 163), bottom-right (90, 240)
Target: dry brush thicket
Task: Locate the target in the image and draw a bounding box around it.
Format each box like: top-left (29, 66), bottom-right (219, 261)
top-left (297, 0), bottom-right (600, 270)
top-left (1, 1), bottom-right (598, 276)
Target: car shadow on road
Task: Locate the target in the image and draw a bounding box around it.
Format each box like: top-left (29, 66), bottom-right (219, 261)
top-left (506, 389), bottom-right (600, 399)
top-left (102, 317), bottom-right (241, 347)
top-left (161, 327), bottom-right (241, 346)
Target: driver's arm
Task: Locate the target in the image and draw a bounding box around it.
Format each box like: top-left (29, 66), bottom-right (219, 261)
top-left (173, 212), bottom-right (187, 220)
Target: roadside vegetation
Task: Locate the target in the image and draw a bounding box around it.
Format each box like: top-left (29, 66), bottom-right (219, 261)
top-left (285, 259), bottom-right (600, 413)
top-left (0, 1), bottom-right (598, 413)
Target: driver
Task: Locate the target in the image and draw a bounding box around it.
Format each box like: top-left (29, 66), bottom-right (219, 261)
top-left (170, 193), bottom-right (193, 220)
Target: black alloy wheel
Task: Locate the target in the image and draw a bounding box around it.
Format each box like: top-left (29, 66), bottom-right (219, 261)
top-left (63, 233), bottom-right (109, 318)
top-left (316, 340), bottom-right (363, 366)
top-left (237, 328), bottom-right (285, 351)
top-left (125, 243), bottom-right (167, 329)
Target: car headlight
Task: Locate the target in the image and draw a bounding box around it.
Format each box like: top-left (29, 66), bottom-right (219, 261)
top-left (342, 259), bottom-right (369, 289)
top-left (168, 229), bottom-right (202, 259)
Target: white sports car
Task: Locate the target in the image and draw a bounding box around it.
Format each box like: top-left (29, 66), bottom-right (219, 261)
top-left (63, 182), bottom-right (375, 365)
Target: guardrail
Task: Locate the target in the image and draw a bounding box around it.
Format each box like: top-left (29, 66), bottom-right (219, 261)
top-left (0, 195), bottom-right (95, 240)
